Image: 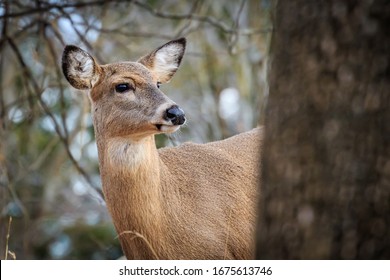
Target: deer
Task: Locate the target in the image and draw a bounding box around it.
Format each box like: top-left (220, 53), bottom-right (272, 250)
top-left (61, 38), bottom-right (263, 259)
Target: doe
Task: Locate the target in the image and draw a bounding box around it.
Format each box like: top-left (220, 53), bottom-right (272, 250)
top-left (62, 38), bottom-right (262, 259)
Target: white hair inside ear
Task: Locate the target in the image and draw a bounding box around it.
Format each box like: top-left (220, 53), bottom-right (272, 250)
top-left (153, 44), bottom-right (183, 80)
top-left (137, 38), bottom-right (186, 84)
top-left (62, 45), bottom-right (100, 90)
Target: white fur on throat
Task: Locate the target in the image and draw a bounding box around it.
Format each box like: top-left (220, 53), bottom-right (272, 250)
top-left (106, 138), bottom-right (147, 172)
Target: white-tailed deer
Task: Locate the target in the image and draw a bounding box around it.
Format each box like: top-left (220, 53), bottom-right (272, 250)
top-left (62, 38), bottom-right (262, 259)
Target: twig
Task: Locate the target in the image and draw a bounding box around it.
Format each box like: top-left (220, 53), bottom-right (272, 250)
top-left (86, 26), bottom-right (173, 40)
top-left (133, 0), bottom-right (271, 36)
top-left (59, 8), bottom-right (105, 63)
top-left (174, 0), bottom-right (203, 38)
top-left (14, 136), bottom-right (59, 183)
top-left (0, 0), bottom-right (130, 19)
top-left (117, 230), bottom-right (159, 260)
top-left (1, 0), bottom-right (271, 39)
top-left (4, 216), bottom-right (12, 260)
top-left (6, 37), bottom-right (104, 202)
top-left (0, 0), bottom-right (9, 126)
top-left (42, 24), bottom-right (69, 139)
top-left (228, 0), bottom-right (247, 54)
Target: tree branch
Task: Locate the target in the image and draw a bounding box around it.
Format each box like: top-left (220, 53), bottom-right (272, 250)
top-left (7, 37), bottom-right (104, 203)
top-left (133, 0), bottom-right (271, 36)
top-left (0, 0), bottom-right (128, 19)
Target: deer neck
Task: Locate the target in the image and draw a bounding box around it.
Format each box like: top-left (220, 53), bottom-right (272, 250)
top-left (97, 134), bottom-right (168, 242)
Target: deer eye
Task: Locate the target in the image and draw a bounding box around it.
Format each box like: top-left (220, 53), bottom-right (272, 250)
top-left (157, 82), bottom-right (161, 89)
top-left (115, 83), bottom-right (133, 93)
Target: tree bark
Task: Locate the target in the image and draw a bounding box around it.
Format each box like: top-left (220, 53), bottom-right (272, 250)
top-left (256, 0), bottom-right (390, 259)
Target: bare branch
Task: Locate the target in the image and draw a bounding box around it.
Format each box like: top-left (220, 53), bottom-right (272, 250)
top-left (132, 0), bottom-right (271, 36)
top-left (4, 217), bottom-right (12, 260)
top-left (6, 37), bottom-right (104, 202)
top-left (173, 0), bottom-right (203, 38)
top-left (228, 0), bottom-right (247, 54)
top-left (0, 0), bottom-right (128, 19)
top-left (43, 23), bottom-right (69, 139)
top-left (84, 25), bottom-right (173, 41)
top-left (58, 8), bottom-right (105, 63)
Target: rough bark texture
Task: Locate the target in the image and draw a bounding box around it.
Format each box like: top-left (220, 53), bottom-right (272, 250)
top-left (256, 0), bottom-right (390, 259)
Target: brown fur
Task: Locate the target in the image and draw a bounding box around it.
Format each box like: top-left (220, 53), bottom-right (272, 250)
top-left (62, 38), bottom-right (262, 259)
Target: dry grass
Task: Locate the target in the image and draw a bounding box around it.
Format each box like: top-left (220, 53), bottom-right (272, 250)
top-left (4, 216), bottom-right (16, 260)
top-left (116, 230), bottom-right (159, 260)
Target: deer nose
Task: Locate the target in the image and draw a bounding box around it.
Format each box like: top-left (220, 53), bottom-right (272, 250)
top-left (165, 105), bottom-right (186, 125)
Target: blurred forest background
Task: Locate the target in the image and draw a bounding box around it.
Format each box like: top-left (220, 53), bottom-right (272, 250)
top-left (0, 0), bottom-right (271, 259)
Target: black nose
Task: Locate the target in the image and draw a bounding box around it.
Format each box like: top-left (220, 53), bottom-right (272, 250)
top-left (165, 105), bottom-right (186, 125)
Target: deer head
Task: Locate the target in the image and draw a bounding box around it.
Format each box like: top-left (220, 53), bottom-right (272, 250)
top-left (61, 38), bottom-right (187, 141)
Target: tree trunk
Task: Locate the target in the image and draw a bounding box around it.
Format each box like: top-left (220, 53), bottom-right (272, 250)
top-left (256, 0), bottom-right (390, 259)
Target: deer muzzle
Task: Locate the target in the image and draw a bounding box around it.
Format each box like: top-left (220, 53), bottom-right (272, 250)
top-left (164, 105), bottom-right (186, 126)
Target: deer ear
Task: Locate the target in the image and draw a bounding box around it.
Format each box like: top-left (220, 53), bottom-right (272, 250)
top-left (62, 45), bottom-right (101, 90)
top-left (138, 38), bottom-right (186, 83)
